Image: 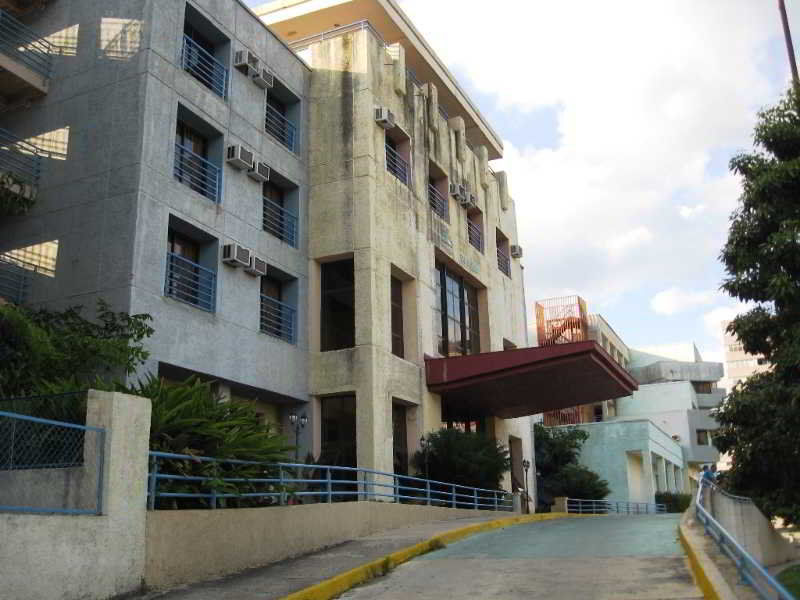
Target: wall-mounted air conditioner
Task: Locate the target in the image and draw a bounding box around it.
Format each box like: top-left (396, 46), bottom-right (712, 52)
top-left (510, 244), bottom-right (523, 258)
top-left (375, 107), bottom-right (396, 129)
top-left (449, 182), bottom-right (460, 198)
top-left (252, 68), bottom-right (274, 90)
top-left (460, 194), bottom-right (477, 210)
top-left (222, 243), bottom-right (252, 268)
top-left (245, 255), bottom-right (268, 277)
top-left (226, 144), bottom-right (255, 170)
top-left (247, 161), bottom-right (271, 183)
top-left (233, 50), bottom-right (260, 77)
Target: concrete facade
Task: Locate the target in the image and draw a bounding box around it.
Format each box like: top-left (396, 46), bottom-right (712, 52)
top-left (720, 319), bottom-right (769, 392)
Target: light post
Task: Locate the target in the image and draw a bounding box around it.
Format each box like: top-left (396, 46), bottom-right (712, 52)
top-left (419, 436), bottom-right (429, 480)
top-left (522, 459), bottom-right (531, 514)
top-left (288, 412), bottom-right (308, 461)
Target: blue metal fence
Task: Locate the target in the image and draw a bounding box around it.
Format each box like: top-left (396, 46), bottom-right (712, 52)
top-left (385, 144), bottom-right (409, 185)
top-left (173, 143), bottom-right (221, 203)
top-left (147, 451), bottom-right (515, 511)
top-left (260, 294), bottom-right (296, 344)
top-left (567, 498), bottom-right (666, 515)
top-left (265, 103), bottom-right (298, 153)
top-left (695, 481), bottom-right (795, 600)
top-left (0, 9), bottom-right (53, 80)
top-left (164, 252), bottom-right (216, 312)
top-left (0, 127), bottom-right (41, 185)
top-left (180, 34), bottom-right (228, 99)
top-left (263, 195), bottom-right (298, 247)
top-left (0, 410), bottom-right (105, 515)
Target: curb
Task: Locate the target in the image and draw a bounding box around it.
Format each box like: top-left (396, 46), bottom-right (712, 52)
top-left (279, 512), bottom-right (586, 600)
top-left (678, 510), bottom-right (738, 600)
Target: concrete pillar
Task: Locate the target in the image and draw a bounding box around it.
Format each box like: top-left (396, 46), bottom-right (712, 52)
top-left (495, 170), bottom-right (510, 211)
top-left (643, 451), bottom-right (656, 502)
top-left (553, 497), bottom-right (568, 513)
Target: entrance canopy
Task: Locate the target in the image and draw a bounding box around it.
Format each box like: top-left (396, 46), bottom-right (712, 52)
top-left (425, 341), bottom-right (638, 419)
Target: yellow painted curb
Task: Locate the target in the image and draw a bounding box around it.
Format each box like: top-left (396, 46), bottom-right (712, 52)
top-left (679, 522), bottom-right (721, 600)
top-left (279, 512), bottom-right (588, 600)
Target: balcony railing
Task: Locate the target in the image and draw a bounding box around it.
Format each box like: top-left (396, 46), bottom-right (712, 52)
top-left (385, 144), bottom-right (408, 185)
top-left (438, 104), bottom-right (449, 122)
top-left (0, 127), bottom-right (41, 185)
top-left (0, 9), bottom-right (53, 80)
top-left (497, 246), bottom-right (511, 276)
top-left (406, 67), bottom-right (421, 88)
top-left (0, 256), bottom-right (28, 304)
top-left (260, 294), bottom-right (296, 344)
top-left (428, 183), bottom-right (448, 222)
top-left (467, 220), bottom-right (483, 253)
top-left (164, 252), bottom-right (216, 312)
top-left (265, 103), bottom-right (298, 153)
top-left (173, 143), bottom-right (221, 203)
top-left (180, 35), bottom-right (228, 99)
top-left (263, 196), bottom-right (298, 248)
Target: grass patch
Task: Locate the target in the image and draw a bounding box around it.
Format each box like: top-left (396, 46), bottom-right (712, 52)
top-left (777, 565), bottom-right (800, 597)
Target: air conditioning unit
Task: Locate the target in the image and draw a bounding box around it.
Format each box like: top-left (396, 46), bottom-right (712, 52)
top-left (245, 255), bottom-right (268, 277)
top-left (222, 243), bottom-right (252, 268)
top-left (247, 161), bottom-right (271, 183)
top-left (233, 49), bottom-right (260, 76)
top-left (510, 244), bottom-right (523, 258)
top-left (449, 182), bottom-right (460, 198)
top-left (457, 184), bottom-right (468, 200)
top-left (459, 194), bottom-right (476, 210)
top-left (375, 107), bottom-right (396, 129)
top-left (671, 434), bottom-right (681, 442)
top-left (252, 68), bottom-right (274, 89)
top-left (226, 144), bottom-right (255, 170)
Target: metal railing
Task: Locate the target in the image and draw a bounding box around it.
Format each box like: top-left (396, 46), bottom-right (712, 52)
top-left (406, 67), bottom-right (421, 88)
top-left (567, 498), bottom-right (667, 514)
top-left (428, 183), bottom-right (448, 222)
top-left (147, 451), bottom-right (515, 511)
top-left (263, 196), bottom-right (298, 247)
top-left (438, 104), bottom-right (449, 122)
top-left (0, 127), bottom-right (41, 185)
top-left (385, 144), bottom-right (409, 185)
top-left (0, 9), bottom-right (53, 81)
top-left (265, 103), bottom-right (298, 153)
top-left (260, 294), bottom-right (296, 344)
top-left (288, 20), bottom-right (388, 51)
top-left (695, 481), bottom-right (795, 599)
top-left (0, 256), bottom-right (29, 304)
top-left (173, 143), bottom-right (221, 203)
top-left (180, 34), bottom-right (228, 99)
top-left (0, 409), bottom-right (105, 515)
top-left (497, 246), bottom-right (511, 276)
top-left (467, 220), bottom-right (484, 253)
top-left (164, 252), bottom-right (216, 312)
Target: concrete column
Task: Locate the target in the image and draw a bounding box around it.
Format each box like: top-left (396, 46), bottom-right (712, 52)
top-left (643, 451), bottom-right (656, 502)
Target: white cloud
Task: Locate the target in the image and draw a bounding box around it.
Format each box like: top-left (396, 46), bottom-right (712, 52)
top-left (650, 287), bottom-right (715, 316)
top-left (702, 304), bottom-right (751, 340)
top-left (635, 342), bottom-right (697, 363)
top-left (679, 204), bottom-right (706, 219)
top-left (605, 227), bottom-right (653, 258)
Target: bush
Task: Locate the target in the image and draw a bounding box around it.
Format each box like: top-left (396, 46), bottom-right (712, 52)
top-left (655, 492), bottom-right (692, 513)
top-left (548, 464), bottom-right (610, 500)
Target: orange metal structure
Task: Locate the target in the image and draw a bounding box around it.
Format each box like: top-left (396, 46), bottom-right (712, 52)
top-left (535, 295), bottom-right (589, 346)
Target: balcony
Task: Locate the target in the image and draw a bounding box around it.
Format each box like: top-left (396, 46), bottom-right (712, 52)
top-left (428, 183), bottom-right (448, 222)
top-left (1, 127), bottom-right (40, 210)
top-left (263, 196), bottom-right (298, 247)
top-left (260, 294), bottom-right (296, 344)
top-left (0, 8), bottom-right (52, 103)
top-left (164, 252), bottom-right (216, 312)
top-left (173, 143), bottom-right (221, 203)
top-left (180, 35), bottom-right (228, 100)
top-left (697, 388), bottom-right (725, 409)
top-left (385, 144), bottom-right (408, 185)
top-left (497, 246), bottom-right (511, 277)
top-left (265, 103), bottom-right (297, 153)
top-left (438, 104), bottom-right (449, 122)
top-left (467, 220), bottom-right (483, 253)
top-left (0, 255), bottom-right (28, 304)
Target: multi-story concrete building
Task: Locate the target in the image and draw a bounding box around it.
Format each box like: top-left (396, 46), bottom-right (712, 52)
top-left (0, 0), bottom-right (312, 444)
top-left (721, 319), bottom-right (769, 391)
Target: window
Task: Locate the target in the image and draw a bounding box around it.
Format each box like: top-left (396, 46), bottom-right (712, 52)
top-left (321, 395), bottom-right (357, 468)
top-left (265, 79), bottom-right (300, 152)
top-left (696, 429), bottom-right (712, 446)
top-left (164, 222), bottom-right (217, 312)
top-left (392, 403), bottom-right (408, 476)
top-left (593, 404), bottom-right (604, 422)
top-left (434, 263), bottom-right (481, 356)
top-left (260, 274), bottom-right (296, 344)
top-left (467, 211), bottom-right (483, 253)
top-left (385, 128), bottom-right (410, 186)
top-left (496, 229), bottom-right (510, 276)
top-left (692, 381), bottom-right (713, 394)
top-left (321, 259), bottom-right (355, 351)
top-left (174, 106), bottom-right (222, 202)
top-left (391, 276), bottom-right (404, 358)
top-left (428, 176), bottom-right (448, 221)
top-left (263, 175), bottom-right (299, 247)
top-left (181, 5), bottom-right (229, 99)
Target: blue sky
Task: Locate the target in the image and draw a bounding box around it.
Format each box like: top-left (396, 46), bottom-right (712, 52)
top-left (251, 1), bottom-right (795, 367)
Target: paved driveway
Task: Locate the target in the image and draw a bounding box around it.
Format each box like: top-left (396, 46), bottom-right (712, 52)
top-left (339, 515), bottom-right (703, 600)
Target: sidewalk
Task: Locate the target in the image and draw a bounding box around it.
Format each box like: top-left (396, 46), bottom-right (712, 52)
top-left (142, 513), bottom-right (505, 600)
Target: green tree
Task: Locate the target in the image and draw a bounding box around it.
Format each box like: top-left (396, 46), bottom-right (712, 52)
top-left (411, 428), bottom-right (510, 490)
top-left (534, 423), bottom-right (609, 501)
top-left (716, 88), bottom-right (800, 527)
top-left (547, 464), bottom-right (610, 500)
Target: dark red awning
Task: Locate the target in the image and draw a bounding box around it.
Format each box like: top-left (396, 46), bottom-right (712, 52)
top-left (425, 341), bottom-right (638, 419)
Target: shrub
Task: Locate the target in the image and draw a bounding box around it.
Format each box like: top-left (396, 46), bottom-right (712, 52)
top-left (655, 492), bottom-right (692, 513)
top-left (548, 464), bottom-right (610, 500)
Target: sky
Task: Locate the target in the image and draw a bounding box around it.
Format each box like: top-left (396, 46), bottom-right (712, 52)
top-left (251, 1), bottom-right (796, 365)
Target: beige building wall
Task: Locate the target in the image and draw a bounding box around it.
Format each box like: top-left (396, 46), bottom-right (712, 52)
top-left (287, 24), bottom-right (531, 488)
top-left (721, 319), bottom-right (769, 392)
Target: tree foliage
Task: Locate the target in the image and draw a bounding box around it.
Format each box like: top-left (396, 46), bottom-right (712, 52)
top-left (715, 88), bottom-right (800, 527)
top-left (534, 423), bottom-right (609, 501)
top-left (0, 172), bottom-right (36, 217)
top-left (411, 428), bottom-right (510, 490)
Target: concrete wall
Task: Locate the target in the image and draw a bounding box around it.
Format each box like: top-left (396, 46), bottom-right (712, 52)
top-left (0, 391), bottom-right (152, 600)
top-left (145, 501), bottom-right (496, 590)
top-left (707, 487), bottom-right (798, 567)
